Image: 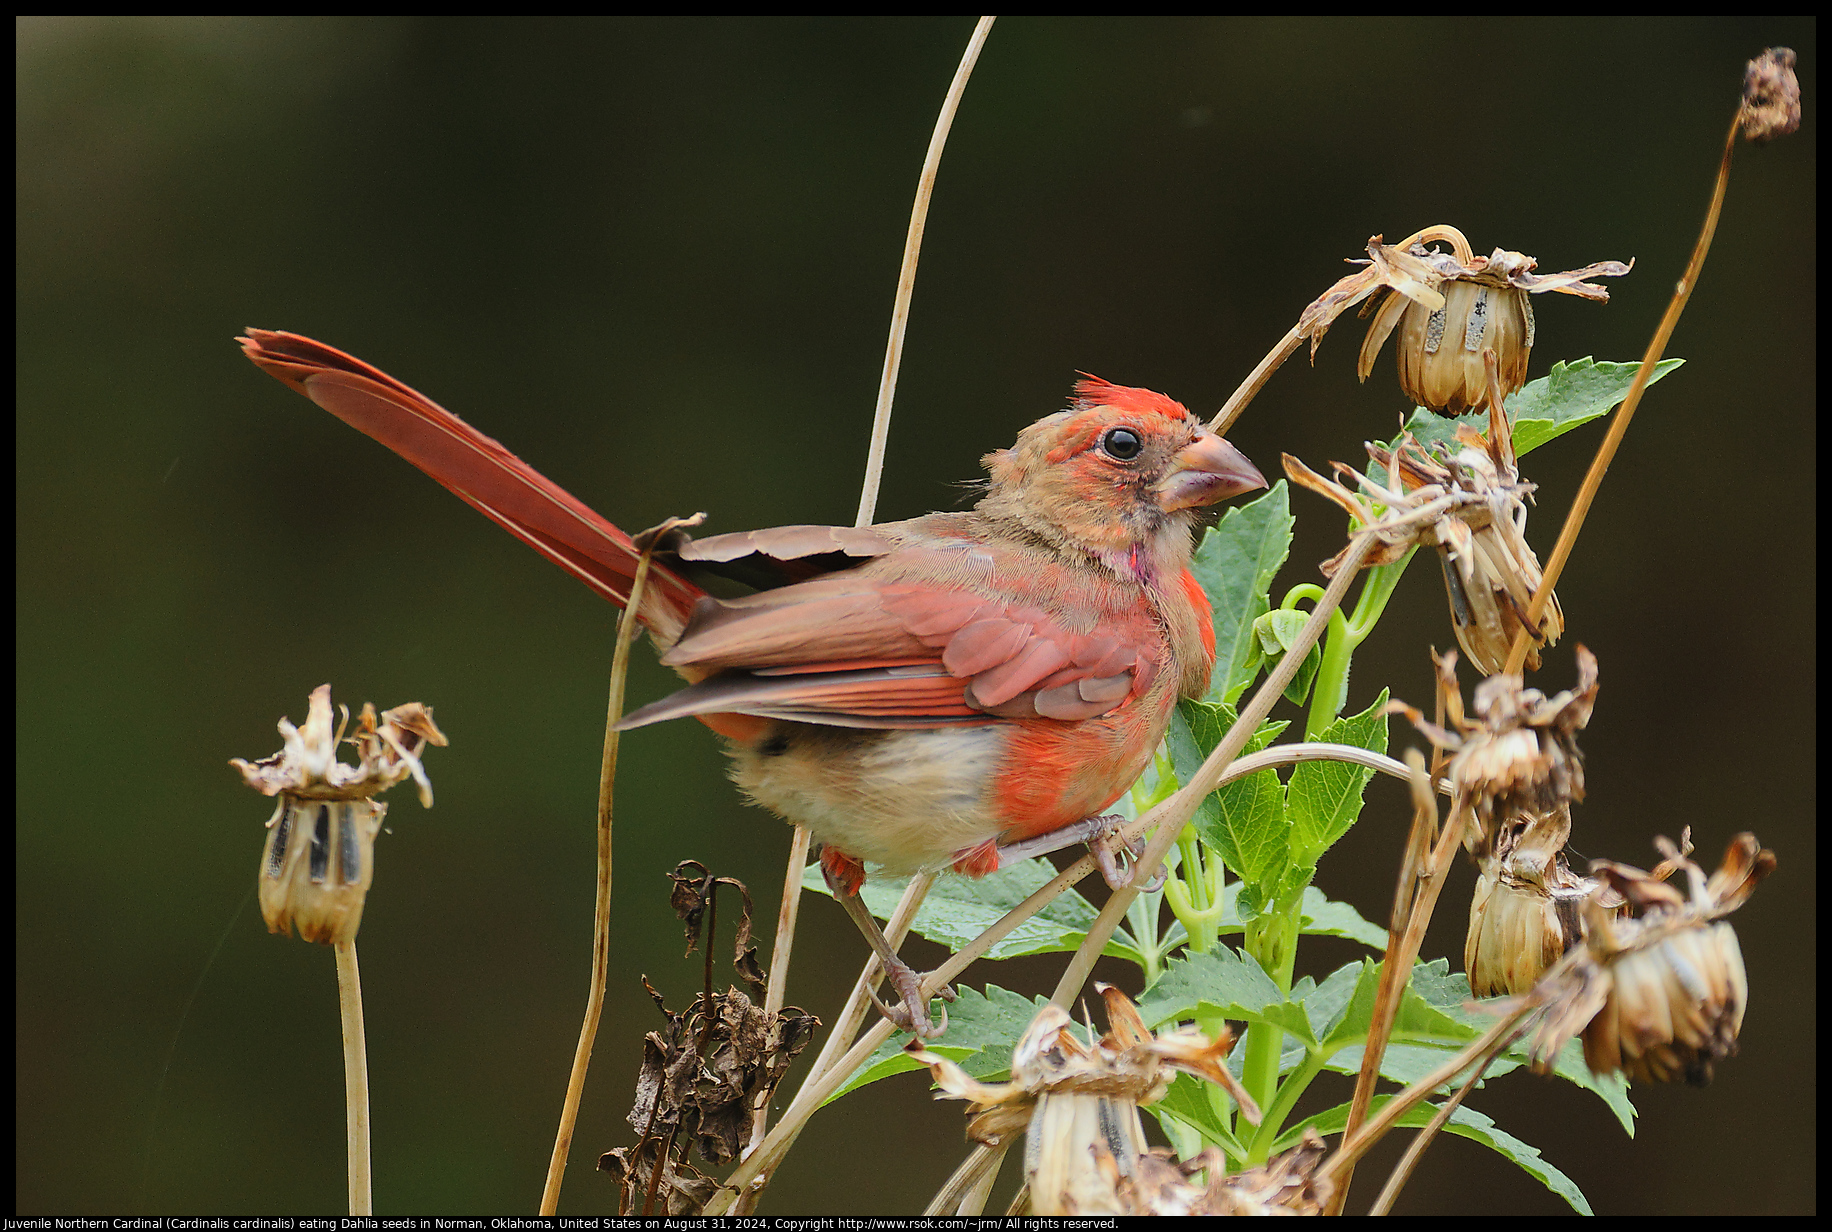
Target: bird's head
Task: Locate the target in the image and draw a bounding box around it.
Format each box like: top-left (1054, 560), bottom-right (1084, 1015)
top-left (978, 376), bottom-right (1266, 582)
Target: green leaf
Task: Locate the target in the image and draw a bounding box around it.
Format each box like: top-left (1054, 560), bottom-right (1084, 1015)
top-left (1325, 958), bottom-right (1638, 1136)
top-left (1286, 689), bottom-right (1390, 867)
top-left (822, 984), bottom-right (1049, 1103)
top-left (1136, 946), bottom-right (1313, 1044)
top-left (1151, 1071), bottom-right (1249, 1158)
top-left (1173, 881), bottom-right (1384, 951)
top-left (801, 857), bottom-right (1145, 966)
top-left (1249, 609), bottom-right (1323, 705)
top-left (1281, 1097), bottom-right (1591, 1214)
top-left (1190, 483), bottom-right (1293, 705)
top-left (1295, 887), bottom-right (1388, 952)
top-left (1298, 959), bottom-right (1364, 1041)
top-left (1397, 356), bottom-right (1685, 462)
top-left (1167, 700), bottom-right (1290, 894)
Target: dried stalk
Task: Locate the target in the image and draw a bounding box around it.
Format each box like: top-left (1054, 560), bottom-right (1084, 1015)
top-left (1367, 1020), bottom-right (1522, 1216)
top-left (539, 550), bottom-right (656, 1214)
top-left (853, 15), bottom-right (995, 527)
top-left (1502, 95), bottom-right (1759, 674)
top-left (1327, 754), bottom-right (1463, 1214)
top-left (1317, 998), bottom-right (1537, 1193)
top-left (334, 939), bottom-right (372, 1216)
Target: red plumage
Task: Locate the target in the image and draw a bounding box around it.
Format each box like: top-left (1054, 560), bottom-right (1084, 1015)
top-left (239, 329), bottom-right (1265, 1033)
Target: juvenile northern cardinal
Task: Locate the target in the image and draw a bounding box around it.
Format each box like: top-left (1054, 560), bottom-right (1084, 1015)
top-left (239, 330), bottom-right (1265, 1034)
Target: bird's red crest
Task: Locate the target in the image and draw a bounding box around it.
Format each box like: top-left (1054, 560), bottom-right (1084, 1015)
top-left (1071, 374), bottom-right (1195, 424)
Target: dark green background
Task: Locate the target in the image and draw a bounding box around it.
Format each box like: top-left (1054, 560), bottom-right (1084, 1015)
top-left (17, 16), bottom-right (1815, 1215)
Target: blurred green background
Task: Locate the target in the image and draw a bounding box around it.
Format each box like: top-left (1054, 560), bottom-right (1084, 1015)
top-left (17, 16), bottom-right (1814, 1215)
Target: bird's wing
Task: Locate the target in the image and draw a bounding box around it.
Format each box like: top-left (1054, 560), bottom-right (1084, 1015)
top-left (621, 565), bottom-right (1160, 729)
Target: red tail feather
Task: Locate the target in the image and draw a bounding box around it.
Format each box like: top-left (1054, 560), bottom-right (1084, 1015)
top-left (238, 329), bottom-right (705, 641)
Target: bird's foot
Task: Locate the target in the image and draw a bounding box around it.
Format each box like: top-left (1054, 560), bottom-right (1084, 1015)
top-left (864, 954), bottom-right (956, 1040)
top-left (1084, 816), bottom-right (1167, 892)
top-left (992, 814), bottom-right (1166, 891)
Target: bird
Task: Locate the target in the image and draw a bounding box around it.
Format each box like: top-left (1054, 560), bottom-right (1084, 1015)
top-left (238, 329), bottom-right (1266, 1035)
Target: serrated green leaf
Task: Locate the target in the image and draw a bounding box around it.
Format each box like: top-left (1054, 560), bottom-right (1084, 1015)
top-left (1394, 356), bottom-right (1685, 465)
top-left (1136, 947), bottom-right (1312, 1044)
top-left (1151, 1071), bottom-right (1249, 1158)
top-left (1298, 960), bottom-right (1363, 1041)
top-left (1323, 958), bottom-right (1638, 1136)
top-left (1190, 483), bottom-right (1293, 705)
top-left (823, 984), bottom-right (1050, 1103)
top-left (1166, 701), bottom-right (1291, 894)
top-left (1168, 700), bottom-right (1291, 891)
top-left (1287, 690), bottom-right (1390, 867)
top-left (1280, 1098), bottom-right (1590, 1214)
top-left (801, 857), bottom-right (1144, 966)
top-left (1296, 886), bottom-right (1388, 951)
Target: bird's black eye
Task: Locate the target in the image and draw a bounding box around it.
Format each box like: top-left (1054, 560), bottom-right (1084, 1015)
top-left (1101, 427), bottom-right (1143, 460)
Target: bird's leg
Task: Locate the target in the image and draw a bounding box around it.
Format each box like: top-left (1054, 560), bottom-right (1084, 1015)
top-left (993, 814), bottom-right (1167, 892)
top-left (819, 847), bottom-right (952, 1039)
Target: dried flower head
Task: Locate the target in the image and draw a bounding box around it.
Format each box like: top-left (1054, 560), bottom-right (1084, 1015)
top-left (1391, 648), bottom-right (1598, 861)
top-left (1296, 226), bottom-right (1631, 414)
top-left (1084, 1131), bottom-right (1332, 1216)
top-left (230, 684), bottom-right (447, 945)
top-left (1465, 805), bottom-right (1618, 998)
top-left (1285, 395), bottom-right (1562, 673)
top-left (907, 985), bottom-right (1258, 1216)
top-left (1739, 47), bottom-right (1801, 143)
top-left (1527, 833), bottom-right (1775, 1085)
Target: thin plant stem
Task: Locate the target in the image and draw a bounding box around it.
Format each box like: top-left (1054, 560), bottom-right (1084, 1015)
top-left (1502, 112), bottom-right (1744, 676)
top-left (1318, 998), bottom-right (1536, 1191)
top-left (853, 15), bottom-right (994, 528)
top-left (925, 1140), bottom-right (1010, 1216)
top-left (1327, 777), bottom-right (1465, 1214)
top-left (539, 548), bottom-right (657, 1215)
top-left (744, 824), bottom-right (811, 1153)
top-left (333, 939), bottom-right (372, 1216)
top-left (1368, 1020), bottom-right (1523, 1216)
top-left (1049, 533), bottom-right (1376, 1013)
top-left (732, 873), bottom-right (937, 1212)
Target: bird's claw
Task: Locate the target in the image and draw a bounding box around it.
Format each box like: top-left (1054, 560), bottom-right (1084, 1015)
top-left (870, 959), bottom-right (952, 1039)
top-left (1087, 819), bottom-right (1166, 892)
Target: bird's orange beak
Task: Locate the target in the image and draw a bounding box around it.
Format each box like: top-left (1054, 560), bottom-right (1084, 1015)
top-left (1156, 432), bottom-right (1267, 512)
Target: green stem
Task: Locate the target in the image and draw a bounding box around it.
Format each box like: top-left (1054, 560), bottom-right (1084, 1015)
top-left (1248, 1047), bottom-right (1327, 1161)
top-left (1238, 897), bottom-right (1303, 1149)
top-left (1303, 548), bottom-right (1417, 739)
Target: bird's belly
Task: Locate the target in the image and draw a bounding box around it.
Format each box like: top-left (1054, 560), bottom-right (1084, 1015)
top-left (726, 722), bottom-right (1007, 875)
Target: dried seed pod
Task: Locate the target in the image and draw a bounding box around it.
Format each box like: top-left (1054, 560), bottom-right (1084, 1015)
top-left (1295, 226), bottom-right (1630, 414)
top-left (1527, 834), bottom-right (1776, 1085)
top-left (1464, 805), bottom-right (1619, 997)
top-left (1090, 1131), bottom-right (1332, 1216)
top-left (1285, 393), bottom-right (1562, 673)
top-left (1739, 47), bottom-right (1800, 142)
top-left (1391, 647), bottom-right (1598, 861)
top-left (230, 684), bottom-right (447, 945)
